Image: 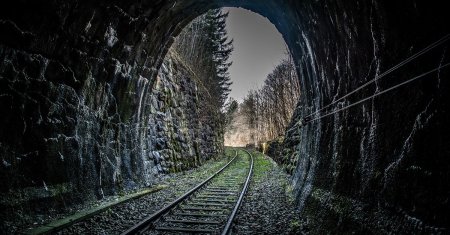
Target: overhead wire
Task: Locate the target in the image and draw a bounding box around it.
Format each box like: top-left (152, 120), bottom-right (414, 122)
top-left (307, 62), bottom-right (450, 122)
top-left (304, 33), bottom-right (450, 119)
top-left (285, 33), bottom-right (450, 133)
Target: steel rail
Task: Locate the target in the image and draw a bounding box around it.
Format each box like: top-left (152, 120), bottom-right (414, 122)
top-left (121, 150), bottom-right (238, 235)
top-left (221, 150), bottom-right (254, 235)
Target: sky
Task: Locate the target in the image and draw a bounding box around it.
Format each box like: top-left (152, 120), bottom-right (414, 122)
top-left (224, 7), bottom-right (287, 102)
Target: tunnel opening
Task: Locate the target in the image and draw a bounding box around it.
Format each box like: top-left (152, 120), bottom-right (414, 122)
top-left (158, 6), bottom-right (302, 160)
top-left (1, 0), bottom-right (450, 233)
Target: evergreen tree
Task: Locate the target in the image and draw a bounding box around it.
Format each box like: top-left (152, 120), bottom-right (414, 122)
top-left (224, 98), bottom-right (238, 127)
top-left (204, 9), bottom-right (234, 109)
top-left (173, 8), bottom-right (233, 110)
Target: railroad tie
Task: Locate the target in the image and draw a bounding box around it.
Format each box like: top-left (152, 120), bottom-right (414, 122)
top-left (155, 226), bottom-right (216, 233)
top-left (121, 150), bottom-right (254, 235)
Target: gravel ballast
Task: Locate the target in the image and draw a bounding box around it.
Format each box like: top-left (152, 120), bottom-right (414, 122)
top-left (20, 149), bottom-right (306, 234)
top-left (53, 155), bottom-right (232, 235)
top-left (232, 150), bottom-right (304, 234)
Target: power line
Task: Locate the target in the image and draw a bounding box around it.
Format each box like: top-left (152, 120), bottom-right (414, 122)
top-left (285, 34), bottom-right (450, 133)
top-left (307, 62), bottom-right (450, 123)
top-left (304, 33), bottom-right (450, 119)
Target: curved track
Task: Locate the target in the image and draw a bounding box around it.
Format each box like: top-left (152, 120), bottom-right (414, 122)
top-left (121, 149), bottom-right (254, 235)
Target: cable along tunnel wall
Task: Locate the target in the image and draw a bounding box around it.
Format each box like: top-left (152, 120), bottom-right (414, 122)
top-left (0, 0), bottom-right (449, 233)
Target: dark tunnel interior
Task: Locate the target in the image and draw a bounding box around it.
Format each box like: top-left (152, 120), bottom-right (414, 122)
top-left (0, 0), bottom-right (449, 233)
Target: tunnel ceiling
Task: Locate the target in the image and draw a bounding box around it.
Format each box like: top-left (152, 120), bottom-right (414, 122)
top-left (120, 0), bottom-right (297, 87)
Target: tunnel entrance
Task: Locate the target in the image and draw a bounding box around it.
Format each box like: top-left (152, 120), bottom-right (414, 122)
top-left (1, 0), bottom-right (450, 233)
top-left (158, 7), bottom-right (301, 155)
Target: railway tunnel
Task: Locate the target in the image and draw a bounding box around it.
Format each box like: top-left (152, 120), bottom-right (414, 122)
top-left (1, 0), bottom-right (449, 233)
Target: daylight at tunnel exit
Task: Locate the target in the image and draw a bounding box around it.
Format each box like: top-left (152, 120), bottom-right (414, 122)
top-left (0, 1), bottom-right (449, 234)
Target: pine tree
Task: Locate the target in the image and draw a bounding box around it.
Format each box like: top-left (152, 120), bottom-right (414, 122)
top-left (204, 9), bottom-right (234, 109)
top-left (173, 8), bottom-right (233, 110)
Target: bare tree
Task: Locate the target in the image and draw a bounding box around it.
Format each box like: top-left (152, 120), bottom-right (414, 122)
top-left (239, 56), bottom-right (300, 144)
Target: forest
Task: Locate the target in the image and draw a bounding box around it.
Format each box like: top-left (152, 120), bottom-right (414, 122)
top-left (224, 55), bottom-right (300, 147)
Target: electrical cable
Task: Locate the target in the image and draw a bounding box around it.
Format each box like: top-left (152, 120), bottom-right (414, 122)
top-left (307, 62), bottom-right (450, 122)
top-left (304, 33), bottom-right (450, 119)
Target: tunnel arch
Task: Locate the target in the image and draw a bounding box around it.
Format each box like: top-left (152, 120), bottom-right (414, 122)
top-left (142, 3), bottom-right (323, 209)
top-left (135, 0), bottom-right (386, 213)
top-left (135, 1), bottom-right (308, 98)
top-left (115, 1), bottom-right (449, 230)
top-left (1, 0), bottom-right (450, 233)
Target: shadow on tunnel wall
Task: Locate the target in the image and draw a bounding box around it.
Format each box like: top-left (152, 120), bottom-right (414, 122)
top-left (0, 0), bottom-right (449, 233)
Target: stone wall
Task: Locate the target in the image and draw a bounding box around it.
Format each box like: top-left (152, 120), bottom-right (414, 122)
top-left (281, 1), bottom-right (450, 233)
top-left (152, 50), bottom-right (223, 176)
top-left (0, 37), bottom-right (221, 216)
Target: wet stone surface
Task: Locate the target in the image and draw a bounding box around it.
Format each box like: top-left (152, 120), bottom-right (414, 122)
top-left (1, 1), bottom-right (449, 233)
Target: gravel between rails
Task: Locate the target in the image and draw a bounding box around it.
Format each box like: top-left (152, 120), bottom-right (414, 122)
top-left (33, 150), bottom-right (306, 235)
top-left (56, 155), bottom-right (232, 235)
top-left (231, 151), bottom-right (305, 235)
top-left (145, 152), bottom-right (250, 235)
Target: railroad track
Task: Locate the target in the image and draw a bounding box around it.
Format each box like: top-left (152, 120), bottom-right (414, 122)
top-left (121, 149), bottom-right (254, 235)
